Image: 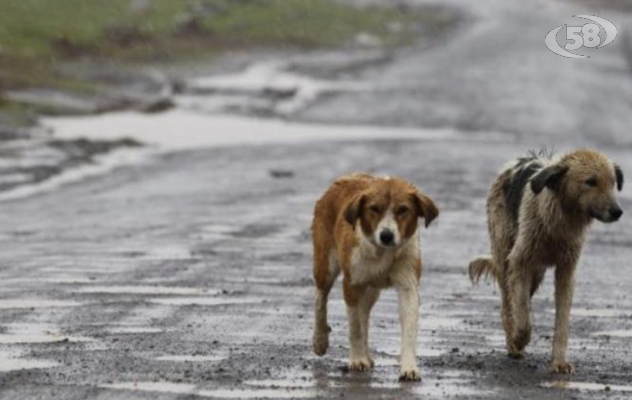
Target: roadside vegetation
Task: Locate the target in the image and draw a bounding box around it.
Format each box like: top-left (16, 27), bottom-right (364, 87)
top-left (0, 0), bottom-right (455, 120)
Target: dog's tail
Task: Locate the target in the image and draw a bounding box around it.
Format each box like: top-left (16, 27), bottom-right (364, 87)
top-left (468, 255), bottom-right (497, 284)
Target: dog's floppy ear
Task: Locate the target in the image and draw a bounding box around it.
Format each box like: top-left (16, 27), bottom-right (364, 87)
top-left (531, 164), bottom-right (569, 195)
top-left (411, 191), bottom-right (439, 228)
top-left (344, 193), bottom-right (366, 226)
top-left (615, 164), bottom-right (624, 192)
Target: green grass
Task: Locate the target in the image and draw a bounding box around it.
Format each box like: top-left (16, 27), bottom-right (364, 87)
top-left (0, 0), bottom-right (186, 59)
top-left (0, 98), bottom-right (36, 126)
top-left (200, 0), bottom-right (423, 48)
top-left (0, 0), bottom-right (454, 96)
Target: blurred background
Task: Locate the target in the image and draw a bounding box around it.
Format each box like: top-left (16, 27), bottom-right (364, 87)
top-left (0, 0), bottom-right (631, 399)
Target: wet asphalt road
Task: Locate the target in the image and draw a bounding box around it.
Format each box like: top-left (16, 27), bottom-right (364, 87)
top-left (0, 139), bottom-right (631, 400)
top-left (1, 0), bottom-right (632, 399)
top-left (310, 0), bottom-right (632, 146)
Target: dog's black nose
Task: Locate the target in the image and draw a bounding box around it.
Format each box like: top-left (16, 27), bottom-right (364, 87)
top-left (380, 229), bottom-right (395, 246)
top-left (610, 204), bottom-right (623, 221)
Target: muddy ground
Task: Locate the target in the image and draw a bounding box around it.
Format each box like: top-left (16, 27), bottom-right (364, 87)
top-left (0, 0), bottom-right (631, 399)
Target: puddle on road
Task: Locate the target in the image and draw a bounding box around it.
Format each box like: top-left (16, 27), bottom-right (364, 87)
top-left (418, 348), bottom-right (446, 357)
top-left (149, 297), bottom-right (263, 307)
top-left (419, 316), bottom-right (462, 330)
top-left (75, 285), bottom-right (219, 296)
top-left (332, 353), bottom-right (443, 369)
top-left (258, 265), bottom-right (293, 272)
top-left (0, 324), bottom-right (93, 344)
top-left (548, 308), bottom-right (630, 318)
top-left (542, 381), bottom-right (632, 392)
top-left (155, 354), bottom-right (226, 362)
top-left (327, 369), bottom-right (487, 397)
top-left (107, 326), bottom-right (164, 334)
top-left (102, 381), bottom-right (197, 394)
top-left (244, 379), bottom-right (315, 388)
top-left (1, 275), bottom-right (96, 285)
top-left (0, 298), bottom-right (81, 309)
top-left (378, 346), bottom-right (447, 359)
top-left (101, 381), bottom-right (318, 398)
top-left (445, 294), bottom-right (499, 302)
top-left (227, 277), bottom-right (285, 284)
top-left (42, 276), bottom-right (96, 284)
top-left (40, 265), bottom-right (128, 275)
top-left (0, 350), bottom-right (59, 372)
top-left (199, 388), bottom-right (317, 399)
top-left (407, 382), bottom-right (489, 397)
top-left (183, 60), bottom-right (369, 116)
top-left (199, 224), bottom-right (235, 240)
top-left (141, 245), bottom-right (196, 260)
top-left (400, 370), bottom-right (487, 397)
top-left (592, 330), bottom-right (632, 338)
top-left (110, 366), bottom-right (486, 399)
top-left (0, 148), bottom-right (151, 203)
top-left (486, 334), bottom-right (506, 345)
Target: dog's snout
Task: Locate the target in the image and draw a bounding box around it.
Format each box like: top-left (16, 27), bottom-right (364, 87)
top-left (379, 229), bottom-right (395, 246)
top-left (609, 203), bottom-right (623, 221)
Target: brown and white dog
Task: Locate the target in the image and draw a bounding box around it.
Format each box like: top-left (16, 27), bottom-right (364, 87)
top-left (312, 173), bottom-right (438, 381)
top-left (469, 149), bottom-right (624, 373)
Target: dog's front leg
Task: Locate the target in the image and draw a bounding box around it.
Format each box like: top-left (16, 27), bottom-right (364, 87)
top-left (346, 303), bottom-right (372, 371)
top-left (344, 281), bottom-right (373, 371)
top-left (397, 284), bottom-right (421, 381)
top-left (551, 262), bottom-right (577, 374)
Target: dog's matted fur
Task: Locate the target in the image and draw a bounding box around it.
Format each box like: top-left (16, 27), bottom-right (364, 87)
top-left (469, 149), bottom-right (624, 373)
top-left (312, 173), bottom-right (438, 381)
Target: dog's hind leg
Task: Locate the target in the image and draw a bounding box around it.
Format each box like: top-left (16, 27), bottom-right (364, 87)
top-left (503, 263), bottom-right (545, 358)
top-left (499, 273), bottom-right (517, 356)
top-left (486, 248), bottom-right (518, 357)
top-left (313, 251), bottom-right (340, 356)
top-left (507, 253), bottom-right (534, 358)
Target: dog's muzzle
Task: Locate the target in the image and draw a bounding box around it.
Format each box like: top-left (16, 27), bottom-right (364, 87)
top-left (592, 202), bottom-right (623, 223)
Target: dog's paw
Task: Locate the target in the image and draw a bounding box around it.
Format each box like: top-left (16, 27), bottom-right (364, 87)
top-left (312, 332), bottom-right (329, 356)
top-left (366, 353), bottom-right (375, 368)
top-left (507, 342), bottom-right (524, 359)
top-left (512, 327), bottom-right (532, 350)
top-left (349, 357), bottom-right (373, 372)
top-left (399, 368), bottom-right (422, 382)
top-left (550, 360), bottom-right (575, 374)
top-left (507, 350), bottom-right (524, 359)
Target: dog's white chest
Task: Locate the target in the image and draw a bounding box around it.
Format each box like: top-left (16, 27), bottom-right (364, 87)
top-left (347, 227), bottom-right (420, 287)
top-left (349, 246), bottom-right (397, 286)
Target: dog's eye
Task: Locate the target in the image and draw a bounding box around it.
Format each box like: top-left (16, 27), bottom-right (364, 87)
top-left (585, 177), bottom-right (598, 187)
top-left (396, 206), bottom-right (409, 216)
top-left (369, 205), bottom-right (381, 214)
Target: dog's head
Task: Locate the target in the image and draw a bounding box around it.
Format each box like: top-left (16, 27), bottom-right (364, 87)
top-left (344, 177), bottom-right (438, 248)
top-left (531, 149), bottom-right (623, 223)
